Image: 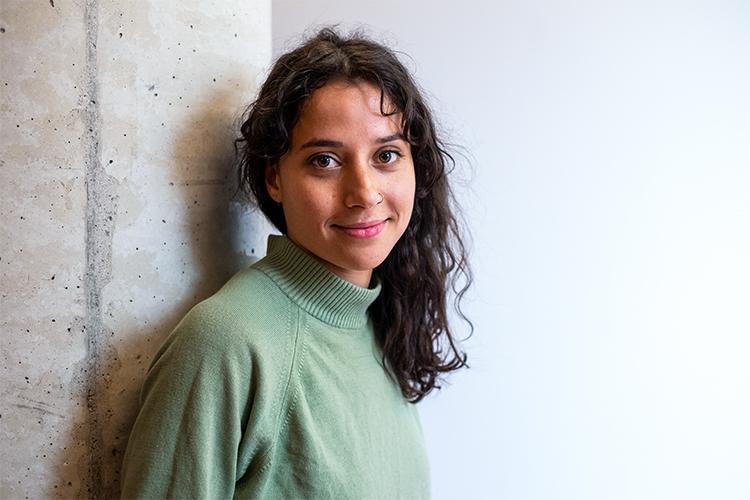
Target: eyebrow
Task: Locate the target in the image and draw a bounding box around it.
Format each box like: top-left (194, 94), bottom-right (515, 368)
top-left (299, 133), bottom-right (405, 150)
top-left (375, 133), bottom-right (405, 144)
top-left (299, 139), bottom-right (344, 149)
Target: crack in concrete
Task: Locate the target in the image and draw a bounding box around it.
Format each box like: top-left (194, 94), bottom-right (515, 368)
top-left (82, 1), bottom-right (118, 497)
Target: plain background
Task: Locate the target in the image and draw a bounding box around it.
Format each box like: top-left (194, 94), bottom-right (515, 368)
top-left (272, 2), bottom-right (750, 499)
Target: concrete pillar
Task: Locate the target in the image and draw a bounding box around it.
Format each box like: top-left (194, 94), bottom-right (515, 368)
top-left (0, 1), bottom-right (271, 498)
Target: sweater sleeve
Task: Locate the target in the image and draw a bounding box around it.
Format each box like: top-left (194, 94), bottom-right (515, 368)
top-left (121, 302), bottom-right (253, 500)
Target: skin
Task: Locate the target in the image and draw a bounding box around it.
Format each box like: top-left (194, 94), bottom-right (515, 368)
top-left (266, 79), bottom-right (416, 288)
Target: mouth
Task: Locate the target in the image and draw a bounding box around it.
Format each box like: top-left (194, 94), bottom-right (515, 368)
top-left (333, 219), bottom-right (387, 238)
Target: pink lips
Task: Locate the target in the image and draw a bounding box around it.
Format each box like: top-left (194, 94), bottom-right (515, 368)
top-left (334, 220), bottom-right (386, 238)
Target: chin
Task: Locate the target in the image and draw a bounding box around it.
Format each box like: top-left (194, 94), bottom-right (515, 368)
top-left (341, 257), bottom-right (387, 273)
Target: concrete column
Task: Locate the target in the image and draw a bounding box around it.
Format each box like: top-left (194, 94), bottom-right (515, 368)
top-left (0, 1), bottom-right (271, 498)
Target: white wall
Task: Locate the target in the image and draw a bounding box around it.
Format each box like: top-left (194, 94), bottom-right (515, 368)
top-left (273, 1), bottom-right (750, 499)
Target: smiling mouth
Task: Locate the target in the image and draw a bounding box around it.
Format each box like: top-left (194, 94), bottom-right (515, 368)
top-left (333, 220), bottom-right (387, 238)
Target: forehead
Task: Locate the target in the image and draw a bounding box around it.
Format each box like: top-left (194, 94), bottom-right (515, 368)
top-left (292, 80), bottom-right (403, 143)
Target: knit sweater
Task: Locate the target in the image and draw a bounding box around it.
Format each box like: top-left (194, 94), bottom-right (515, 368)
top-left (120, 235), bottom-right (430, 499)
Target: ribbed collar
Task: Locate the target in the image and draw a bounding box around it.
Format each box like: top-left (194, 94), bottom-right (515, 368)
top-left (254, 235), bottom-right (382, 329)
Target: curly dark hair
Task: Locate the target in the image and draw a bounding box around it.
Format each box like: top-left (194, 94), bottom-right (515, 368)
top-left (236, 27), bottom-right (472, 403)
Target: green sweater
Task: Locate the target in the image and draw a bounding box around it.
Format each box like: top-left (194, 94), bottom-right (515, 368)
top-left (121, 235), bottom-right (430, 499)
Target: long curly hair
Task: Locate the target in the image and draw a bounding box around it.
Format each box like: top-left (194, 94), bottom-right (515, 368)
top-left (236, 27), bottom-right (472, 403)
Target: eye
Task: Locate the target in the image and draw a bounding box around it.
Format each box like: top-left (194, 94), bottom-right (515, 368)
top-left (309, 154), bottom-right (339, 169)
top-left (377, 150), bottom-right (402, 164)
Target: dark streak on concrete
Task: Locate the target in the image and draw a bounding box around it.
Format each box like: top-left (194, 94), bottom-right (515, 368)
top-left (14, 404), bottom-right (65, 419)
top-left (83, 0), bottom-right (117, 497)
top-left (180, 179), bottom-right (227, 186)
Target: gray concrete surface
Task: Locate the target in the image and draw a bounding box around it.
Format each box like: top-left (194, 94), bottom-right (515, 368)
top-left (0, 1), bottom-right (271, 497)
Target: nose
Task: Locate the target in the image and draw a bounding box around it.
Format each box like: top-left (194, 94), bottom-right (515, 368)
top-left (342, 159), bottom-right (381, 209)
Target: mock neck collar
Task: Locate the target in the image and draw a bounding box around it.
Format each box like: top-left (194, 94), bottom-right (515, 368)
top-left (254, 235), bottom-right (381, 329)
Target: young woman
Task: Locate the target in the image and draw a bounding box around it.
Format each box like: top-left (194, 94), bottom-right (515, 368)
top-left (121, 28), bottom-right (471, 499)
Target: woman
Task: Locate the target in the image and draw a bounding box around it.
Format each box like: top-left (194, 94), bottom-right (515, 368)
top-left (121, 28), bottom-right (471, 499)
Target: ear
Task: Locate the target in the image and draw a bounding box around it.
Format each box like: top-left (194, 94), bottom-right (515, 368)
top-left (265, 162), bottom-right (282, 203)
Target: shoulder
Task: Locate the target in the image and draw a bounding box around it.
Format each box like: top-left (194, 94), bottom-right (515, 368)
top-left (151, 264), bottom-right (297, 374)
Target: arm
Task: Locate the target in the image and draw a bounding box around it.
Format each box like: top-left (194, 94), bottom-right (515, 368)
top-left (121, 304), bottom-right (252, 499)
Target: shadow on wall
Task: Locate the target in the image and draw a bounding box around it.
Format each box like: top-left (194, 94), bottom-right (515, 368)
top-left (56, 86), bottom-right (264, 499)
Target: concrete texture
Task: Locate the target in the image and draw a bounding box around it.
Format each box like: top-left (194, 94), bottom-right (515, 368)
top-left (0, 1), bottom-right (271, 498)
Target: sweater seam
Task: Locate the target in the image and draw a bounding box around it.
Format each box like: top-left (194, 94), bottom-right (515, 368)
top-left (280, 315), bottom-right (309, 441)
top-left (257, 312), bottom-right (310, 478)
top-left (255, 303), bottom-right (303, 476)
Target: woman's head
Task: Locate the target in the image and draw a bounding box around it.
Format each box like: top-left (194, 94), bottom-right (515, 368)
top-left (238, 27), bottom-right (448, 248)
top-left (237, 27), bottom-right (471, 401)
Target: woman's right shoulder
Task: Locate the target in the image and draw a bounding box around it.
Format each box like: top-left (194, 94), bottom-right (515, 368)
top-left (157, 267), bottom-right (296, 366)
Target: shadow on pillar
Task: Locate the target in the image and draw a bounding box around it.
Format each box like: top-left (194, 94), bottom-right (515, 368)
top-left (56, 85), bottom-right (263, 499)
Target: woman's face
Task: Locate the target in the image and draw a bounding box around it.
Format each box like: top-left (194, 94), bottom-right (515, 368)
top-left (266, 80), bottom-right (416, 288)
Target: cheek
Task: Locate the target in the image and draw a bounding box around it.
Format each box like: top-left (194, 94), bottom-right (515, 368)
top-left (393, 168), bottom-right (417, 213)
top-left (282, 181), bottom-right (336, 223)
